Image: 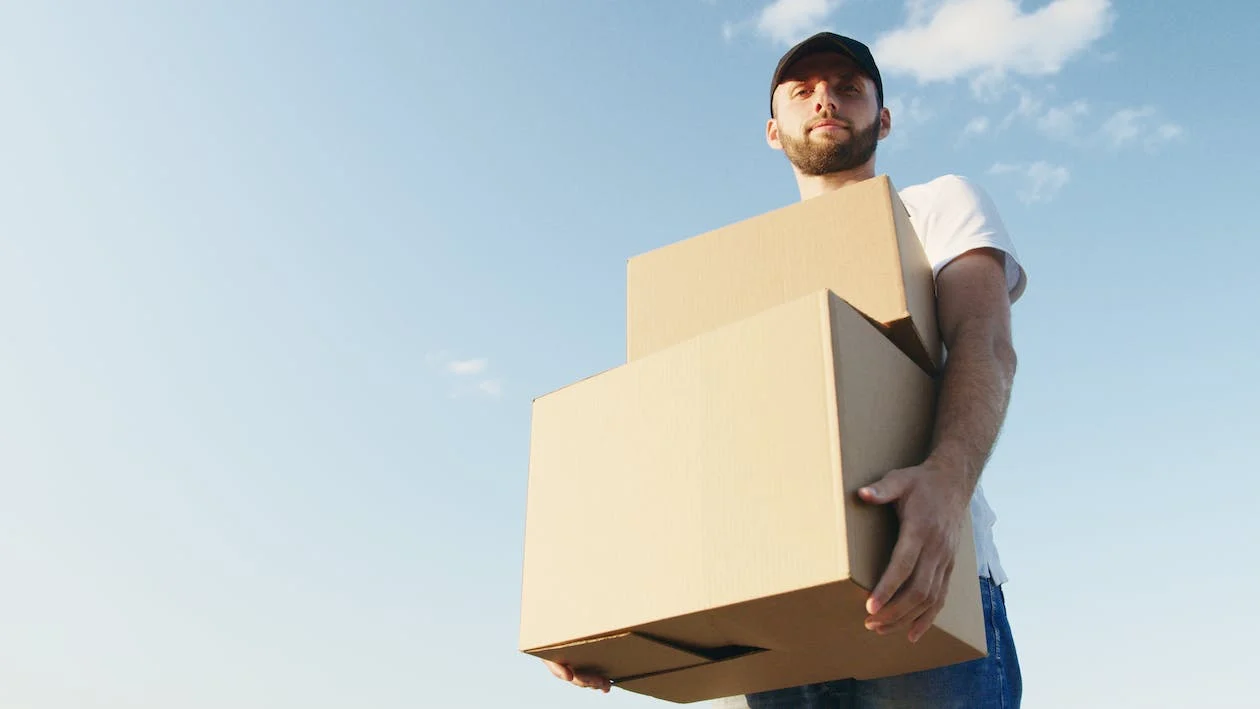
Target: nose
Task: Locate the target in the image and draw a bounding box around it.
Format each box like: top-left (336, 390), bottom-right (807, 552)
top-left (813, 81), bottom-right (840, 113)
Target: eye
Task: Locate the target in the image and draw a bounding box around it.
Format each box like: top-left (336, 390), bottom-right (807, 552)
top-left (793, 87), bottom-right (813, 98)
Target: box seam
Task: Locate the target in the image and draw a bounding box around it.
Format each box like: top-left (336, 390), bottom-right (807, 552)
top-left (819, 291), bottom-right (849, 582)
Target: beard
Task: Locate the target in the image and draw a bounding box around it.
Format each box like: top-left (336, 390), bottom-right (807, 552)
top-left (779, 113), bottom-right (881, 176)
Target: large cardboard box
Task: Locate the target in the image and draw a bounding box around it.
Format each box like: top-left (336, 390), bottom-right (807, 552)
top-left (626, 175), bottom-right (941, 375)
top-left (519, 290), bottom-right (985, 704)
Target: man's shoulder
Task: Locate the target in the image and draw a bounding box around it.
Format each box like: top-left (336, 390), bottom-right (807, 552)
top-left (895, 173), bottom-right (1027, 301)
top-left (896, 173), bottom-right (989, 212)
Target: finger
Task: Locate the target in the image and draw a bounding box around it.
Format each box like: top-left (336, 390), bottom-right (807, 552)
top-left (908, 557), bottom-right (953, 642)
top-left (869, 560), bottom-right (936, 632)
top-left (866, 529), bottom-right (922, 616)
top-left (543, 659), bottom-right (574, 682)
top-left (573, 672), bottom-right (612, 693)
top-left (884, 555), bottom-right (948, 636)
top-left (875, 585), bottom-right (933, 636)
top-left (874, 529), bottom-right (956, 628)
top-left (908, 597), bottom-right (946, 643)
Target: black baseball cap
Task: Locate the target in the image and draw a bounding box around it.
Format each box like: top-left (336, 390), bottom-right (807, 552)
top-left (769, 32), bottom-right (884, 115)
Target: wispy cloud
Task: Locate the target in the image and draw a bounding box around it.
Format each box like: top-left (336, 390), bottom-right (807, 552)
top-left (874, 0), bottom-right (1114, 86)
top-left (883, 95), bottom-right (934, 149)
top-left (427, 351), bottom-right (502, 399)
top-left (989, 161), bottom-right (1070, 204)
top-left (724, 0), bottom-right (843, 44)
top-left (905, 0), bottom-right (947, 25)
top-left (446, 358), bottom-right (487, 375)
top-left (955, 115), bottom-right (991, 144)
top-left (962, 116), bottom-right (990, 137)
top-left (757, 0), bottom-right (842, 44)
top-left (1036, 99), bottom-right (1090, 141)
top-left (976, 89), bottom-right (1182, 155)
top-left (992, 85), bottom-right (1046, 131)
top-left (1101, 106), bottom-right (1183, 152)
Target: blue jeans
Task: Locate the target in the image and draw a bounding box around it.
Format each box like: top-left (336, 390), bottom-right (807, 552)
top-left (743, 577), bottom-right (1021, 709)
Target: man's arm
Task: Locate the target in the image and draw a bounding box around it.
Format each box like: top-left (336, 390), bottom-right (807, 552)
top-left (923, 247), bottom-right (1018, 492)
top-left (856, 246), bottom-right (1017, 643)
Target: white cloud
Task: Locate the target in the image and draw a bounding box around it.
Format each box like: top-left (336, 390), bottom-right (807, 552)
top-left (887, 95), bottom-right (933, 125)
top-left (996, 85), bottom-right (1042, 130)
top-left (1154, 123), bottom-right (1183, 142)
top-left (756, 0), bottom-right (842, 45)
top-left (427, 352), bottom-right (502, 399)
top-left (969, 70), bottom-right (1009, 102)
top-left (989, 161), bottom-right (1070, 204)
top-left (1036, 99), bottom-right (1090, 141)
top-left (883, 95), bottom-right (934, 149)
top-left (1101, 106), bottom-right (1183, 152)
top-left (973, 87), bottom-right (1181, 154)
top-left (1100, 107), bottom-right (1148, 146)
top-left (962, 116), bottom-right (990, 137)
top-left (990, 88), bottom-right (1095, 143)
top-left (906, 0), bottom-right (947, 24)
top-left (874, 0), bottom-right (1114, 84)
top-left (447, 358), bottom-right (488, 375)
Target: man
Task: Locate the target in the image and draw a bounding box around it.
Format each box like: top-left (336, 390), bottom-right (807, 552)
top-left (545, 32), bottom-right (1026, 708)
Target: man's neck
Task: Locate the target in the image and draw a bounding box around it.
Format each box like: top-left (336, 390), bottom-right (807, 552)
top-left (794, 163), bottom-right (877, 201)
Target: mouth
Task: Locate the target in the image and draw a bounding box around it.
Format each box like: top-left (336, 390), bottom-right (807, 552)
top-left (809, 120), bottom-right (848, 133)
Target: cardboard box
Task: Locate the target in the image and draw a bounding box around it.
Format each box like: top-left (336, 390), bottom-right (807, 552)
top-left (626, 175), bottom-right (941, 375)
top-left (519, 290), bottom-right (984, 703)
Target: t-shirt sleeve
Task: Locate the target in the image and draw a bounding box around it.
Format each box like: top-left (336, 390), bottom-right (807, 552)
top-left (909, 174), bottom-right (1028, 304)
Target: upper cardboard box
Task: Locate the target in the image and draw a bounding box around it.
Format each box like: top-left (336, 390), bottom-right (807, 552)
top-left (520, 290), bottom-right (983, 702)
top-left (626, 175), bottom-right (940, 375)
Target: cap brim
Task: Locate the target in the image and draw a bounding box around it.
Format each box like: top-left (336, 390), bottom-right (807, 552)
top-left (776, 35), bottom-right (863, 81)
top-left (770, 33), bottom-right (883, 115)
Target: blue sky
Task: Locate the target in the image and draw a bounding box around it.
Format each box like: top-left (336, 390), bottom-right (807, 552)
top-left (1, 1), bottom-right (1256, 707)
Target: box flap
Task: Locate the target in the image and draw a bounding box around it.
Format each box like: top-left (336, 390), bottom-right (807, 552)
top-left (531, 632), bottom-right (712, 681)
top-left (889, 187), bottom-right (940, 374)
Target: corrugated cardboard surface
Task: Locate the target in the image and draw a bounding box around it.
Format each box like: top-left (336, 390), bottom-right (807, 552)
top-left (626, 175), bottom-right (940, 374)
top-left (520, 290), bottom-right (984, 702)
top-left (521, 290), bottom-right (849, 652)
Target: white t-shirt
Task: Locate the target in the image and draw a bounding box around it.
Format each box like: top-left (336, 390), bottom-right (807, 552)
top-left (898, 174), bottom-right (1028, 585)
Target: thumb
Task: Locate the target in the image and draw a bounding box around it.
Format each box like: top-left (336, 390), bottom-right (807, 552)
top-left (858, 471), bottom-right (911, 504)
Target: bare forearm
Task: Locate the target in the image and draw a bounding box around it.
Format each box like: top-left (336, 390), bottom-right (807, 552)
top-left (859, 248), bottom-right (1020, 640)
top-left (925, 318), bottom-right (1017, 496)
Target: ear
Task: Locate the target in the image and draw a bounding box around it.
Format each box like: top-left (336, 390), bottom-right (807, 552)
top-left (878, 105), bottom-right (891, 141)
top-left (766, 117), bottom-right (783, 150)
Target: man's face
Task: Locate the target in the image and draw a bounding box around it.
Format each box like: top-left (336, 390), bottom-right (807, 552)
top-left (767, 51), bottom-right (890, 176)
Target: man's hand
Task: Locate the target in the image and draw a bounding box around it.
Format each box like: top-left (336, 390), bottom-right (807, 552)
top-left (542, 659), bottom-right (612, 694)
top-left (857, 460), bottom-right (970, 644)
